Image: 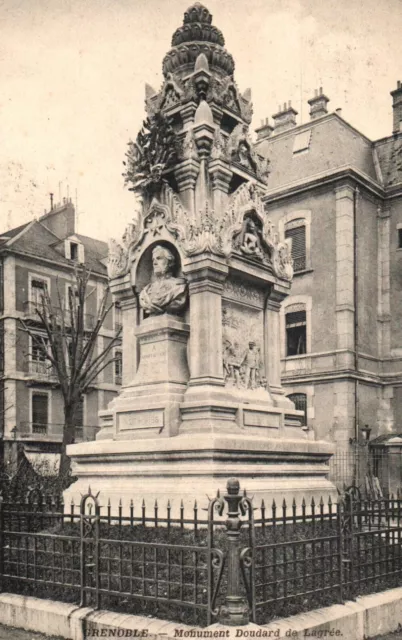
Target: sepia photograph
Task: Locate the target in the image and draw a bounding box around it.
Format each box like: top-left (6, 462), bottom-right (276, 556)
top-left (1, 0), bottom-right (402, 638)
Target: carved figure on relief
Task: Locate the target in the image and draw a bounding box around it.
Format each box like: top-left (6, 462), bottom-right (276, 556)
top-left (139, 245), bottom-right (188, 316)
top-left (241, 341), bottom-right (262, 389)
top-left (238, 218), bottom-right (264, 259)
top-left (222, 306), bottom-right (264, 390)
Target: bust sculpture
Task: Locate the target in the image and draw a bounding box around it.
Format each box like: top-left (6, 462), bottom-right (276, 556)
top-left (139, 245), bottom-right (188, 316)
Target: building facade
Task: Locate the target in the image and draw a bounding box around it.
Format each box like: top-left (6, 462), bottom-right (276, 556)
top-left (255, 85), bottom-right (402, 487)
top-left (0, 199), bottom-right (122, 471)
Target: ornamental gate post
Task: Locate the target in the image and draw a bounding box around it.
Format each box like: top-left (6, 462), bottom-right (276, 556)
top-left (218, 478), bottom-right (250, 626)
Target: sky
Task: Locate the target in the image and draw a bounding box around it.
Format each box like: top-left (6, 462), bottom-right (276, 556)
top-left (1, 0), bottom-right (401, 243)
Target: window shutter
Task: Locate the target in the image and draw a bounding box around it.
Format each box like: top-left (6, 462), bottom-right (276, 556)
top-left (285, 225), bottom-right (306, 271)
top-left (286, 310), bottom-right (306, 327)
top-left (32, 394), bottom-right (48, 426)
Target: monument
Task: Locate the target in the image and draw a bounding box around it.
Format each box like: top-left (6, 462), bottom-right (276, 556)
top-left (64, 2), bottom-right (335, 510)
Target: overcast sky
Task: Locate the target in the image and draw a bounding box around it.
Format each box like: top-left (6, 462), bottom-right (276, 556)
top-left (1, 0), bottom-right (401, 243)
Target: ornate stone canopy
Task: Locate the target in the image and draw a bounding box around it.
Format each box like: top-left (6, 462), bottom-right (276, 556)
top-left (113, 3), bottom-right (291, 282)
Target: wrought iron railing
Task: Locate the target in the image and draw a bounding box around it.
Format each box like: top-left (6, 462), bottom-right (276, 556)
top-left (23, 301), bottom-right (95, 330)
top-left (292, 255), bottom-right (306, 272)
top-left (1, 482), bottom-right (402, 627)
top-left (26, 360), bottom-right (56, 378)
top-left (17, 422), bottom-right (99, 441)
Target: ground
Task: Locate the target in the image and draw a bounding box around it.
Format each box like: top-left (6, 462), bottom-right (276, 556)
top-left (0, 625), bottom-right (400, 640)
top-left (0, 625), bottom-right (63, 640)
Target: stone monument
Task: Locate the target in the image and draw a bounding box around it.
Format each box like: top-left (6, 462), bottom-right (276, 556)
top-left (65, 2), bottom-right (335, 510)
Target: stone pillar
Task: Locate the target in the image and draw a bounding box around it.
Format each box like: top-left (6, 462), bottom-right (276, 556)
top-left (174, 159), bottom-right (200, 217)
top-left (180, 102), bottom-right (197, 129)
top-left (121, 297), bottom-right (139, 386)
top-left (209, 159), bottom-right (232, 214)
top-left (184, 255), bottom-right (228, 387)
top-left (377, 205), bottom-right (391, 358)
top-left (265, 285), bottom-right (293, 411)
top-left (335, 185), bottom-right (355, 369)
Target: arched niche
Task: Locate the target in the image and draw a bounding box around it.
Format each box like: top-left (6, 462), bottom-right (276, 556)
top-left (135, 240), bottom-right (183, 291)
top-left (134, 240), bottom-right (188, 322)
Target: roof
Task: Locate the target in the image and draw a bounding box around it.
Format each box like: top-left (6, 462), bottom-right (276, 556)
top-left (256, 113), bottom-right (379, 193)
top-left (374, 134), bottom-right (402, 188)
top-left (0, 221), bottom-right (31, 246)
top-left (370, 433), bottom-right (402, 446)
top-left (0, 213), bottom-right (107, 276)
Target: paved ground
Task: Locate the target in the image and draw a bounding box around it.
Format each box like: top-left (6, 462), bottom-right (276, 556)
top-left (0, 624), bottom-right (401, 640)
top-left (0, 625), bottom-right (63, 640)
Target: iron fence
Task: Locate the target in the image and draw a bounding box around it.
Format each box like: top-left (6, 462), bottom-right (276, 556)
top-left (1, 482), bottom-right (402, 627)
top-left (329, 448), bottom-right (402, 498)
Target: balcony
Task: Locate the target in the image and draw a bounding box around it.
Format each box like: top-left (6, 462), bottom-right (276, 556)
top-left (292, 255), bottom-right (306, 273)
top-left (23, 301), bottom-right (95, 330)
top-left (25, 360), bottom-right (58, 383)
top-left (18, 422), bottom-right (63, 442)
top-left (18, 422), bottom-right (100, 442)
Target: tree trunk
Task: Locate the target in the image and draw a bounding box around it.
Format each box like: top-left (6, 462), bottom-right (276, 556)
top-left (59, 404), bottom-right (76, 482)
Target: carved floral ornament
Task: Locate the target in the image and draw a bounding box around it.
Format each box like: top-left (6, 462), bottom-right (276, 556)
top-left (107, 182), bottom-right (293, 282)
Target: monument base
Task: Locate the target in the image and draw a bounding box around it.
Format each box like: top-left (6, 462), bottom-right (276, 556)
top-left (65, 433), bottom-right (337, 515)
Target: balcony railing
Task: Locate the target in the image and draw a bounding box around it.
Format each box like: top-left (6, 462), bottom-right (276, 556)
top-left (293, 255), bottom-right (306, 272)
top-left (18, 422), bottom-right (99, 441)
top-left (27, 360), bottom-right (56, 379)
top-left (23, 301), bottom-right (95, 330)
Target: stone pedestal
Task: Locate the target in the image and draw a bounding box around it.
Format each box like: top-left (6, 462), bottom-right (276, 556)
top-left (99, 315), bottom-right (190, 440)
top-left (65, 433), bottom-right (336, 513)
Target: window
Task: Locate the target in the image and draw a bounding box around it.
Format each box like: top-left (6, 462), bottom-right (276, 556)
top-left (30, 334), bottom-right (49, 374)
top-left (32, 392), bottom-right (49, 433)
top-left (74, 397), bottom-right (84, 428)
top-left (114, 349), bottom-right (123, 385)
top-left (285, 221), bottom-right (306, 272)
top-left (287, 393), bottom-right (307, 426)
top-left (293, 130), bottom-right (312, 154)
top-left (286, 310), bottom-right (307, 356)
top-left (70, 242), bottom-right (79, 261)
top-left (67, 339), bottom-right (74, 369)
top-left (114, 302), bottom-right (122, 332)
top-left (398, 228), bottom-right (402, 249)
top-left (30, 278), bottom-right (46, 305)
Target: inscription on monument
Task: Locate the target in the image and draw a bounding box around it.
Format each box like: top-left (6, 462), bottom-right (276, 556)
top-left (119, 409), bottom-right (165, 432)
top-left (244, 410), bottom-right (279, 429)
top-left (138, 343), bottom-right (167, 380)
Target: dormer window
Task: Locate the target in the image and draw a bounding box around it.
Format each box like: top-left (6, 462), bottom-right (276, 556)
top-left (65, 238), bottom-right (84, 262)
top-left (70, 242), bottom-right (78, 261)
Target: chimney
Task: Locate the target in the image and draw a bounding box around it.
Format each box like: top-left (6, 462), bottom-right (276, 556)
top-left (272, 101), bottom-right (298, 134)
top-left (255, 117), bottom-right (274, 142)
top-left (391, 80), bottom-right (402, 134)
top-left (308, 87), bottom-right (329, 120)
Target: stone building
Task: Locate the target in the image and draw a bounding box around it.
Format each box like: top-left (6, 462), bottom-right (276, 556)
top-left (255, 85), bottom-right (402, 487)
top-left (0, 199), bottom-right (122, 470)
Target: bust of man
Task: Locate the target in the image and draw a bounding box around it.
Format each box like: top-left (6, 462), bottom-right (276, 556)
top-left (139, 245), bottom-right (187, 316)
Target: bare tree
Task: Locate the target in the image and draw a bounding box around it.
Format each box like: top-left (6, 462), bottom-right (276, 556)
top-left (20, 264), bottom-right (122, 480)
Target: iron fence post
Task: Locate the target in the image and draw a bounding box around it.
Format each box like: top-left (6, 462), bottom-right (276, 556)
top-left (218, 478), bottom-right (249, 626)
